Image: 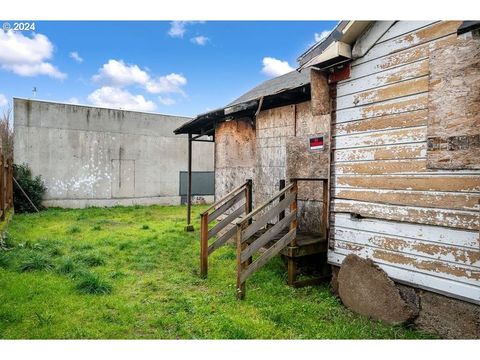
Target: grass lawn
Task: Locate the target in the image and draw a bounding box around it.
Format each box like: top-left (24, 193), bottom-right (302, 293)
top-left (0, 205), bottom-right (432, 339)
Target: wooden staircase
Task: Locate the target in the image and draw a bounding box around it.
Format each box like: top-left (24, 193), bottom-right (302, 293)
top-left (199, 179), bottom-right (329, 299)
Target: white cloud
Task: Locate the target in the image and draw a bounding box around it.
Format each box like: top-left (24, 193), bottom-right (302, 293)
top-left (261, 57), bottom-right (294, 77)
top-left (69, 51), bottom-right (83, 63)
top-left (0, 30), bottom-right (66, 79)
top-left (314, 30), bottom-right (331, 43)
top-left (168, 21), bottom-right (189, 38)
top-left (190, 36), bottom-right (209, 46)
top-left (92, 59), bottom-right (150, 87)
top-left (0, 94), bottom-right (7, 107)
top-left (88, 86), bottom-right (156, 112)
top-left (146, 73), bottom-right (187, 95)
top-left (158, 96), bottom-right (176, 106)
top-left (168, 21), bottom-right (204, 38)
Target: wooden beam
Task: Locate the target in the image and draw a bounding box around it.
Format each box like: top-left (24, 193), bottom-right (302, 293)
top-left (208, 205), bottom-right (245, 239)
top-left (241, 191), bottom-right (296, 242)
top-left (241, 211), bottom-right (296, 263)
top-left (185, 133), bottom-right (194, 232)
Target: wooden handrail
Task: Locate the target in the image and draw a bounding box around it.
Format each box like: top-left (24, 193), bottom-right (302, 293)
top-left (236, 180), bottom-right (298, 299)
top-left (200, 179), bottom-right (252, 278)
top-left (201, 180), bottom-right (249, 215)
top-left (236, 182), bottom-right (294, 226)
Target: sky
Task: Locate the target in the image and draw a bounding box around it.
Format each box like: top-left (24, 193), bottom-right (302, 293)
top-left (0, 21), bottom-right (336, 117)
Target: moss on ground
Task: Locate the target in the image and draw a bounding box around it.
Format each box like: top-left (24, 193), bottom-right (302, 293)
top-left (0, 205), bottom-right (433, 339)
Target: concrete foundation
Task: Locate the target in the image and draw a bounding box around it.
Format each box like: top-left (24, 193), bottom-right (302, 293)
top-left (14, 98), bottom-right (214, 208)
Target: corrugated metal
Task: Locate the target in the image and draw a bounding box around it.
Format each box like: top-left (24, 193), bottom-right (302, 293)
top-left (328, 20), bottom-right (480, 304)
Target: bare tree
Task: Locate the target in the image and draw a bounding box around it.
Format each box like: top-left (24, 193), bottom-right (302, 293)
top-left (0, 105), bottom-right (14, 158)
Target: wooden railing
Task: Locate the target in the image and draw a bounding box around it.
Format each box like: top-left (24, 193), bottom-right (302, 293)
top-left (0, 153), bottom-right (13, 221)
top-left (200, 179), bottom-right (252, 277)
top-left (235, 181), bottom-right (298, 299)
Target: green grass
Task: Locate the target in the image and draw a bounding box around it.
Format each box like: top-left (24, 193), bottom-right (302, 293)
top-left (0, 205), bottom-right (433, 339)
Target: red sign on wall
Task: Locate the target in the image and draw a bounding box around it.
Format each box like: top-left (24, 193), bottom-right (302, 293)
top-left (309, 135), bottom-right (324, 150)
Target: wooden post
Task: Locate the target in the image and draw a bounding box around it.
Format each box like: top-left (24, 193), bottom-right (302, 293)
top-left (200, 212), bottom-right (208, 277)
top-left (246, 179), bottom-right (253, 218)
top-left (245, 179), bottom-right (253, 265)
top-left (279, 179), bottom-right (285, 221)
top-left (287, 180), bottom-right (298, 286)
top-left (185, 133), bottom-right (194, 232)
top-left (236, 224), bottom-right (246, 300)
top-left (0, 154), bottom-right (4, 221)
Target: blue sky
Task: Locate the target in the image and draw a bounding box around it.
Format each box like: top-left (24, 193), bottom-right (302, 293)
top-left (0, 21), bottom-right (336, 117)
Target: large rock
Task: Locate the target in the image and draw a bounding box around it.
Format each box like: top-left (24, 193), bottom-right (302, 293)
top-left (338, 254), bottom-right (419, 325)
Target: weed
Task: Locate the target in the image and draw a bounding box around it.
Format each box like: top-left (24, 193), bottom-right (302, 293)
top-left (67, 226), bottom-right (81, 234)
top-left (92, 225), bottom-right (101, 231)
top-left (56, 257), bottom-right (78, 275)
top-left (34, 311), bottom-right (54, 326)
top-left (75, 272), bottom-right (112, 295)
top-left (0, 251), bottom-right (10, 268)
top-left (141, 224), bottom-right (149, 230)
top-left (19, 252), bottom-right (53, 272)
top-left (75, 252), bottom-right (106, 267)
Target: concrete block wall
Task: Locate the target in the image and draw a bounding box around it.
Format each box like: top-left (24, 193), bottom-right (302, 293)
top-left (13, 98), bottom-right (214, 208)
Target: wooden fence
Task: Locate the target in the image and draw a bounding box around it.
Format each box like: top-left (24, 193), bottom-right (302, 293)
top-left (0, 153), bottom-right (13, 221)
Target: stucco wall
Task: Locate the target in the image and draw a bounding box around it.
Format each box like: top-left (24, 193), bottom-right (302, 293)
top-left (13, 98), bottom-right (214, 208)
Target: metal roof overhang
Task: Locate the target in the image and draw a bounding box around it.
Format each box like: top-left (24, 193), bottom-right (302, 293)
top-left (174, 83), bottom-right (310, 136)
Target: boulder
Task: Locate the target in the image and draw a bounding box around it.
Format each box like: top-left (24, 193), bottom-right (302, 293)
top-left (337, 254), bottom-right (419, 325)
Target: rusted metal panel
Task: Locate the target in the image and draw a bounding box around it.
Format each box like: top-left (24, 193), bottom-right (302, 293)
top-left (427, 39), bottom-right (480, 169)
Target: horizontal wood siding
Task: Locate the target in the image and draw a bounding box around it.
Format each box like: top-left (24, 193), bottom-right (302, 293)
top-left (329, 21), bottom-right (480, 304)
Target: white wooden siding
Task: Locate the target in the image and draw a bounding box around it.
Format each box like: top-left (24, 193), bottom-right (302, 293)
top-left (329, 21), bottom-right (480, 304)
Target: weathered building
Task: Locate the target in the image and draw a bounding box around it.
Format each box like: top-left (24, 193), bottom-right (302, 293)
top-left (14, 98), bottom-right (214, 208)
top-left (175, 21), bottom-right (479, 337)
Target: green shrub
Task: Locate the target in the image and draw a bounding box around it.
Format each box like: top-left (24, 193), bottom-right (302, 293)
top-left (75, 252), bottom-right (106, 267)
top-left (19, 252), bottom-right (53, 272)
top-left (0, 251), bottom-right (10, 268)
top-left (56, 257), bottom-right (78, 275)
top-left (141, 224), bottom-right (149, 230)
top-left (75, 272), bottom-right (112, 295)
top-left (13, 163), bottom-right (47, 213)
